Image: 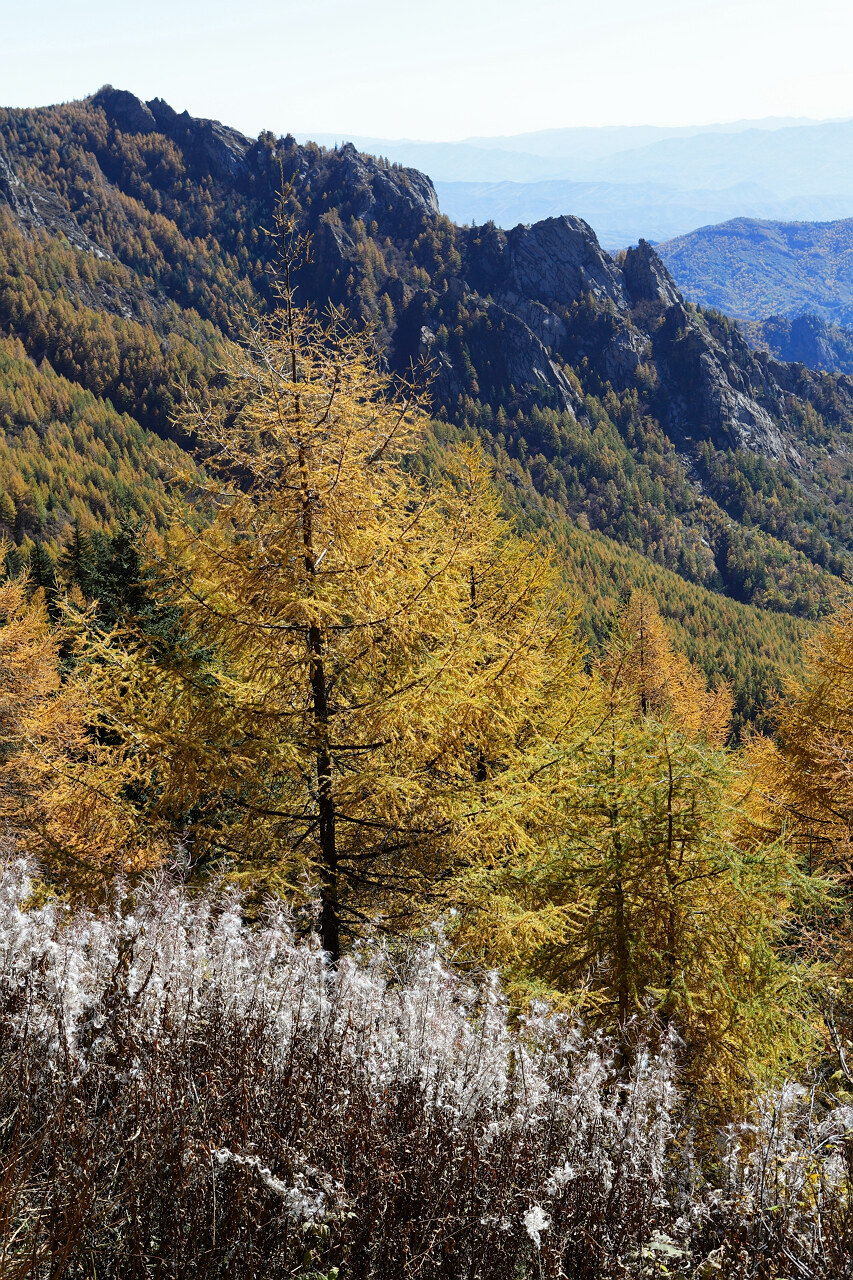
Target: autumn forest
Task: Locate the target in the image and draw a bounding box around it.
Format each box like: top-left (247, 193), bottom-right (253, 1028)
top-left (3, 88), bottom-right (853, 1278)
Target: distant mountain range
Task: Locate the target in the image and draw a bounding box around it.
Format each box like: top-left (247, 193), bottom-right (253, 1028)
top-left (300, 119), bottom-right (822, 184)
top-left (430, 183), bottom-right (853, 251)
top-left (300, 119), bottom-right (853, 247)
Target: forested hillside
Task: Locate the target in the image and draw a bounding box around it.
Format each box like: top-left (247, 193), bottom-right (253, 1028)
top-left (658, 215), bottom-right (853, 325)
top-left (2, 86), bottom-right (853, 721)
top-left (0, 333), bottom-right (195, 555)
top-left (658, 216), bottom-right (853, 377)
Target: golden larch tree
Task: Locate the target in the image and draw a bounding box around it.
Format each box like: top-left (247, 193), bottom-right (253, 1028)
top-left (0, 573), bottom-right (161, 883)
top-left (768, 598), bottom-right (853, 876)
top-left (456, 595), bottom-right (815, 1108)
top-left (81, 233), bottom-right (590, 958)
top-left (603, 590), bottom-right (732, 744)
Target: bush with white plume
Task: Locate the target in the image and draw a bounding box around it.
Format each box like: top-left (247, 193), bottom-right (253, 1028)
top-left (0, 859), bottom-right (851, 1277)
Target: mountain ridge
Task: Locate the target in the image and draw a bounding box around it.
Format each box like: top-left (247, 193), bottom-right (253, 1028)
top-left (4, 87), bottom-right (853, 723)
top-left (298, 117), bottom-right (853, 244)
top-left (432, 181), bottom-right (853, 250)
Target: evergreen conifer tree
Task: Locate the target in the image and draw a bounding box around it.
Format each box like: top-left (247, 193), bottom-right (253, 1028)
top-left (27, 541), bottom-right (56, 595)
top-left (58, 519), bottom-right (97, 600)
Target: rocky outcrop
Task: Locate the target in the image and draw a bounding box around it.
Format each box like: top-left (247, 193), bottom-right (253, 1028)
top-left (419, 295), bottom-right (580, 415)
top-left (642, 295), bottom-right (790, 458)
top-left (93, 88), bottom-right (252, 182)
top-left (183, 117), bottom-right (252, 182)
top-left (92, 86), bottom-right (158, 135)
top-left (402, 212), bottom-right (807, 462)
top-left (456, 215), bottom-right (835, 462)
top-left (0, 148), bottom-right (114, 261)
top-left (90, 89), bottom-right (439, 222)
top-left (0, 153), bottom-right (33, 222)
top-left (336, 143), bottom-right (438, 226)
top-left (623, 238), bottom-right (681, 309)
top-left (4, 86), bottom-right (849, 477)
top-left (505, 216), bottom-right (627, 311)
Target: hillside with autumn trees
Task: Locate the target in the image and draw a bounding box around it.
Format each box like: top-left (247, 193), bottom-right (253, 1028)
top-left (4, 87), bottom-right (853, 723)
top-left (4, 89), bottom-right (853, 1277)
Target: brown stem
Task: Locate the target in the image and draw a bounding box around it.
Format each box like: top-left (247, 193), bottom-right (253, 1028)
top-left (300, 465), bottom-right (339, 962)
top-left (309, 623), bottom-right (340, 963)
top-left (278, 207), bottom-right (340, 962)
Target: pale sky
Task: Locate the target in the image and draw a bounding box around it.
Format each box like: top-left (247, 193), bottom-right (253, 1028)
top-left (1, 0), bottom-right (850, 140)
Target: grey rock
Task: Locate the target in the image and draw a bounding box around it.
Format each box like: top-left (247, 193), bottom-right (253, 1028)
top-left (0, 150), bottom-right (115, 261)
top-left (92, 88), bottom-right (251, 182)
top-left (505, 216), bottom-right (626, 309)
top-left (336, 143), bottom-right (438, 232)
top-left (92, 86), bottom-right (157, 135)
top-left (0, 153), bottom-right (32, 222)
top-left (500, 292), bottom-right (569, 350)
top-left (192, 119), bottom-right (251, 182)
top-left (146, 97), bottom-right (181, 131)
top-left (623, 238), bottom-right (681, 308)
top-left (425, 290), bottom-right (579, 416)
top-left (600, 326), bottom-right (647, 384)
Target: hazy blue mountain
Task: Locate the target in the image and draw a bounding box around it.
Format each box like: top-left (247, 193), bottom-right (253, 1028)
top-left (590, 121), bottom-right (853, 197)
top-left (301, 118), bottom-right (853, 248)
top-left (460, 118), bottom-right (821, 158)
top-left (295, 137), bottom-right (571, 183)
top-left (657, 217), bottom-right (853, 325)
top-left (436, 182), bottom-right (853, 248)
top-left (302, 118), bottom-right (826, 177)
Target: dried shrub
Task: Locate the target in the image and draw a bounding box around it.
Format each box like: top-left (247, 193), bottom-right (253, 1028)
top-left (0, 860), bottom-right (851, 1278)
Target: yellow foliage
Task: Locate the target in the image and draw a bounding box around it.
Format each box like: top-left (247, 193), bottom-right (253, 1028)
top-left (455, 599), bottom-right (818, 1110)
top-left (81, 249), bottom-right (591, 956)
top-left (0, 570), bottom-right (165, 884)
top-left (767, 597), bottom-right (853, 876)
top-left (602, 591), bottom-right (733, 745)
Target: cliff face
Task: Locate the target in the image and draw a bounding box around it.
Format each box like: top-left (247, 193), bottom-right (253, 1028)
top-left (2, 87), bottom-right (842, 467)
top-left (397, 216), bottom-right (853, 470)
top-left (2, 88), bottom-right (853, 620)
